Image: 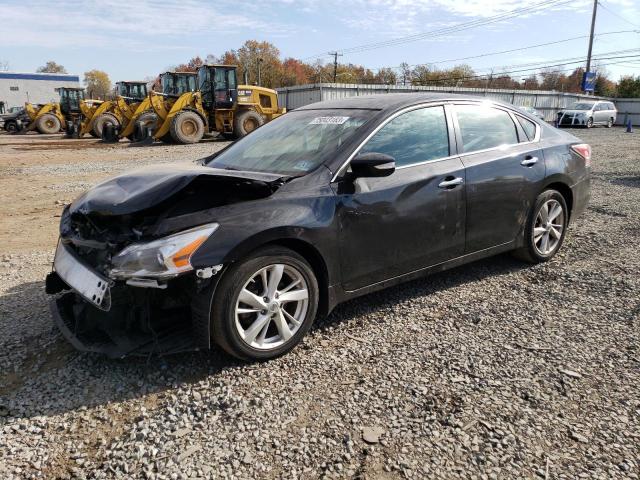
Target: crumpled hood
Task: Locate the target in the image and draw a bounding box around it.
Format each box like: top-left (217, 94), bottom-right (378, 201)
top-left (70, 164), bottom-right (286, 217)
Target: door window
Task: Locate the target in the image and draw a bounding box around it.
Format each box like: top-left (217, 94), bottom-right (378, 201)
top-left (359, 106), bottom-right (449, 167)
top-left (455, 104), bottom-right (519, 153)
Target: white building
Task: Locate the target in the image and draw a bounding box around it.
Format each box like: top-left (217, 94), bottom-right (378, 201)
top-left (0, 72), bottom-right (81, 111)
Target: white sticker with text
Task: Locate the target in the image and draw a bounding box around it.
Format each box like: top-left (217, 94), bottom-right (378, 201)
top-left (309, 116), bottom-right (349, 125)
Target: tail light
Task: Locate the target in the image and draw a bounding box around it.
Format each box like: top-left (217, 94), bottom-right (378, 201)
top-left (571, 143), bottom-right (592, 168)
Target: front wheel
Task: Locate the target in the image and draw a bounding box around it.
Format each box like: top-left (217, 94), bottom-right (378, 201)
top-left (513, 189), bottom-right (568, 263)
top-left (170, 110), bottom-right (204, 144)
top-left (35, 113), bottom-right (61, 134)
top-left (586, 118), bottom-right (594, 128)
top-left (4, 121), bottom-right (18, 133)
top-left (205, 246), bottom-right (319, 361)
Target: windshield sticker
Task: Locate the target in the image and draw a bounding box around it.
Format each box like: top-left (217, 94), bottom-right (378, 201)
top-left (309, 116), bottom-right (349, 125)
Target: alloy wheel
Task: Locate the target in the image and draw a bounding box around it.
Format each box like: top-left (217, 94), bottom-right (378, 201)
top-left (234, 264), bottom-right (309, 350)
top-left (533, 199), bottom-right (565, 255)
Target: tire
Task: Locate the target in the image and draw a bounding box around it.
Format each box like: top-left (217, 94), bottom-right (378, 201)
top-left (92, 113), bottom-right (120, 138)
top-left (35, 113), bottom-right (61, 134)
top-left (4, 121), bottom-right (18, 133)
top-left (513, 189), bottom-right (569, 263)
top-left (205, 246), bottom-right (319, 361)
top-left (233, 109), bottom-right (264, 138)
top-left (586, 117), bottom-right (594, 129)
top-left (170, 110), bottom-right (204, 144)
top-left (606, 118), bottom-right (613, 128)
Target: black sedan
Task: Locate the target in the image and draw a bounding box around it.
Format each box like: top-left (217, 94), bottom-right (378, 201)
top-left (46, 93), bottom-right (591, 361)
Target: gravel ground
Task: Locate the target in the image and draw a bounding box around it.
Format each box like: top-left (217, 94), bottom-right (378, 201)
top-left (0, 128), bottom-right (638, 479)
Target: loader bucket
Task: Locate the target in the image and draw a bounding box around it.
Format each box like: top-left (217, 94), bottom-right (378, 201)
top-left (65, 121), bottom-right (80, 139)
top-left (132, 122), bottom-right (154, 144)
top-left (101, 124), bottom-right (120, 143)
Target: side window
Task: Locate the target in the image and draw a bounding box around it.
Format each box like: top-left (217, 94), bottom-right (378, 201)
top-left (455, 104), bottom-right (519, 153)
top-left (359, 106), bottom-right (449, 167)
top-left (516, 115), bottom-right (537, 141)
top-left (607, 103), bottom-right (616, 111)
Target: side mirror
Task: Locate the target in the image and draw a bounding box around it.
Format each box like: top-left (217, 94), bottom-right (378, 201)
top-left (350, 152), bottom-right (396, 178)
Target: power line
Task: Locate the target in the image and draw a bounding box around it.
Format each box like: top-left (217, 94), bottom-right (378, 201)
top-left (302, 0), bottom-right (572, 60)
top-left (407, 53), bottom-right (640, 85)
top-left (373, 30), bottom-right (639, 72)
top-left (598, 0), bottom-right (640, 29)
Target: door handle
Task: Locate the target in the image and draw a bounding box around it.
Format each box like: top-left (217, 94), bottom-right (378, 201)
top-left (521, 156), bottom-right (538, 167)
top-left (438, 177), bottom-right (464, 189)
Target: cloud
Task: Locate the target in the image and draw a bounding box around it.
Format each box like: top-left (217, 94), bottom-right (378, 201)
top-left (0, 0), bottom-right (298, 49)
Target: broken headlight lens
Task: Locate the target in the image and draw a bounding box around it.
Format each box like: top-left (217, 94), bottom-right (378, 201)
top-left (109, 223), bottom-right (219, 279)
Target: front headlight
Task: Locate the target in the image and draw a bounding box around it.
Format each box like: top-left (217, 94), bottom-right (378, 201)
top-left (109, 223), bottom-right (219, 279)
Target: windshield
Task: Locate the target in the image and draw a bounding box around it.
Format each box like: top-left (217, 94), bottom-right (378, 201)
top-left (571, 102), bottom-right (595, 110)
top-left (162, 74), bottom-right (196, 96)
top-left (207, 109), bottom-right (377, 175)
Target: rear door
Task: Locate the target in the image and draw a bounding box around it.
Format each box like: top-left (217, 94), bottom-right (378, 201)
top-left (334, 104), bottom-right (466, 291)
top-left (452, 103), bottom-right (545, 253)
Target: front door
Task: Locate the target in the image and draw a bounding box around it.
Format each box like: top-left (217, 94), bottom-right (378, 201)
top-left (334, 105), bottom-right (466, 292)
top-left (452, 103), bottom-right (546, 253)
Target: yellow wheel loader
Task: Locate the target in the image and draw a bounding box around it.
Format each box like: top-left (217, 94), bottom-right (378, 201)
top-left (91, 81), bottom-right (151, 139)
top-left (24, 88), bottom-right (104, 137)
top-left (151, 65), bottom-right (285, 144)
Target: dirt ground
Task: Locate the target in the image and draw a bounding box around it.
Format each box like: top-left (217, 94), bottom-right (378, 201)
top-left (0, 133), bottom-right (228, 255)
top-left (0, 128), bottom-right (639, 480)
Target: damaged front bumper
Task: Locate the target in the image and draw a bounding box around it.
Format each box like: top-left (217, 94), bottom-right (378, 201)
top-left (46, 242), bottom-right (221, 358)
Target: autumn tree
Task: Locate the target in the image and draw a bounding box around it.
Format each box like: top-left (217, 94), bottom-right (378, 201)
top-left (84, 70), bottom-right (111, 99)
top-left (175, 56), bottom-right (204, 72)
top-left (374, 67), bottom-right (398, 85)
top-left (236, 40), bottom-right (282, 88)
top-left (522, 74), bottom-right (540, 90)
top-left (280, 58), bottom-right (313, 86)
top-left (37, 61), bottom-right (67, 73)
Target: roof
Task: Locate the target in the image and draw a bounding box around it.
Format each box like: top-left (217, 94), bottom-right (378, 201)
top-left (0, 72), bottom-right (80, 82)
top-left (298, 92), bottom-right (502, 111)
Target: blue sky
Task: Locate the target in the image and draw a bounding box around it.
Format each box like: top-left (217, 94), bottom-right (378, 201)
top-left (1, 0), bottom-right (639, 83)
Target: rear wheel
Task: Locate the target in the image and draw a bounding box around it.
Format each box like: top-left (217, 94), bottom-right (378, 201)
top-left (4, 120), bottom-right (18, 133)
top-left (204, 246), bottom-right (319, 361)
top-left (35, 114), bottom-right (61, 134)
top-left (513, 189), bottom-right (568, 263)
top-left (606, 118), bottom-right (613, 128)
top-left (234, 110), bottom-right (264, 138)
top-left (170, 111), bottom-right (204, 144)
top-left (92, 113), bottom-right (120, 138)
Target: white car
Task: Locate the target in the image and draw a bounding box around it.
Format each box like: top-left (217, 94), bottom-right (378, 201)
top-left (557, 101), bottom-right (617, 128)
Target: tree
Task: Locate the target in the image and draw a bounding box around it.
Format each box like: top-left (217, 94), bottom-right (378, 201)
top-left (0, 60), bottom-right (9, 72)
top-left (374, 67), bottom-right (397, 85)
top-left (522, 74), bottom-right (540, 90)
top-left (617, 75), bottom-right (640, 98)
top-left (37, 61), bottom-right (67, 74)
top-left (279, 58), bottom-right (313, 87)
top-left (236, 40), bottom-right (282, 88)
top-left (399, 62), bottom-right (412, 86)
top-left (175, 56), bottom-right (204, 73)
top-left (84, 70), bottom-right (111, 99)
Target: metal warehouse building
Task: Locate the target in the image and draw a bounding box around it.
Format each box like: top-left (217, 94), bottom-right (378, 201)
top-left (0, 72), bottom-right (81, 111)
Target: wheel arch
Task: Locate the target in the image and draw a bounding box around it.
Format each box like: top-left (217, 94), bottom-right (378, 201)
top-left (229, 236), bottom-right (331, 319)
top-left (541, 178), bottom-right (573, 220)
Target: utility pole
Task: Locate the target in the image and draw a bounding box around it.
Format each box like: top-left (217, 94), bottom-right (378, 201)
top-left (328, 51), bottom-right (343, 83)
top-left (584, 0), bottom-right (598, 93)
top-left (257, 57), bottom-right (263, 86)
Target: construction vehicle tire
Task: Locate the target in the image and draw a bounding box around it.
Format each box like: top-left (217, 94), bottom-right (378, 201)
top-left (4, 120), bottom-right (19, 133)
top-left (234, 110), bottom-right (264, 138)
top-left (170, 111), bottom-right (204, 144)
top-left (36, 114), bottom-right (61, 134)
top-left (92, 113), bottom-right (120, 138)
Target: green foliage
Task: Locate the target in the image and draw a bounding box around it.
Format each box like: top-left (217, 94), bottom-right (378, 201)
top-left (617, 75), bottom-right (640, 98)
